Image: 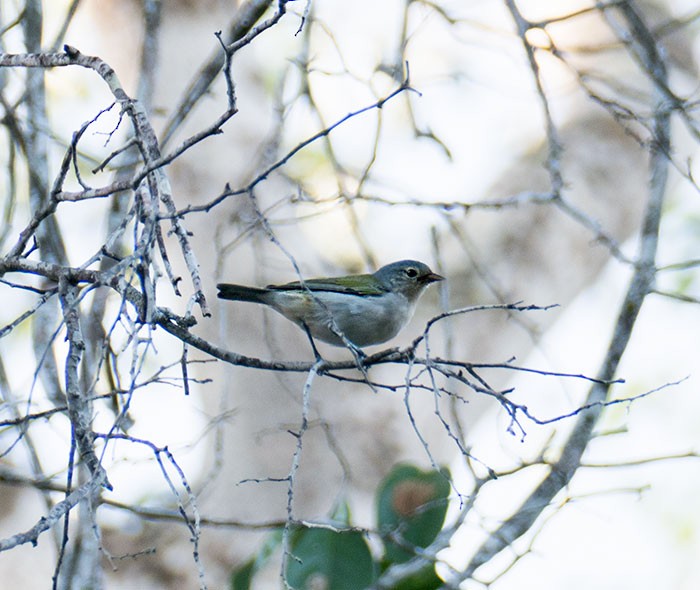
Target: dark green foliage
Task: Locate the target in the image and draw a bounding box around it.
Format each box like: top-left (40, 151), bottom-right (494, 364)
top-left (377, 464), bottom-right (451, 566)
top-left (230, 464), bottom-right (450, 589)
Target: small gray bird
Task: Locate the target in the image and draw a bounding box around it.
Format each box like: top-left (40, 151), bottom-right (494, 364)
top-left (217, 260), bottom-right (444, 347)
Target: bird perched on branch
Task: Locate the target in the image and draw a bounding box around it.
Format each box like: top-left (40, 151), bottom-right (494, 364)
top-left (217, 260), bottom-right (444, 348)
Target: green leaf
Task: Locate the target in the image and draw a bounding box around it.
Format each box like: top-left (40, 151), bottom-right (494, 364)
top-left (286, 526), bottom-right (376, 590)
top-left (386, 563), bottom-right (444, 590)
top-left (376, 464), bottom-right (450, 566)
top-left (231, 530), bottom-right (283, 590)
top-left (231, 559), bottom-right (255, 590)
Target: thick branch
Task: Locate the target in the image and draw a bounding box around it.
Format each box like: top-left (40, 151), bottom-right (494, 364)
top-left (58, 277), bottom-right (112, 491)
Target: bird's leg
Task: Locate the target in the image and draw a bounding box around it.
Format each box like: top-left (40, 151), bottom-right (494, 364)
top-left (322, 321), bottom-right (375, 390)
top-left (301, 322), bottom-right (324, 362)
top-left (349, 344), bottom-right (366, 366)
top-left (343, 343), bottom-right (380, 393)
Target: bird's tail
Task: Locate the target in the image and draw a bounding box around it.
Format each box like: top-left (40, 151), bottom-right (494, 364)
top-left (216, 283), bottom-right (269, 303)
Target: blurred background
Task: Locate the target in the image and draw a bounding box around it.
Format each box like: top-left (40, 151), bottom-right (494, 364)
top-left (1, 0), bottom-right (700, 588)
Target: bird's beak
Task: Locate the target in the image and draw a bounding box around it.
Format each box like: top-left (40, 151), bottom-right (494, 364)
top-left (422, 272), bottom-right (445, 284)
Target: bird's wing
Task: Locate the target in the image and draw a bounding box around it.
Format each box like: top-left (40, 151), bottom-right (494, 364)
top-left (268, 274), bottom-right (386, 295)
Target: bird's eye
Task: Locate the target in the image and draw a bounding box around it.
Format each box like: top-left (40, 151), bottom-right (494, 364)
top-left (405, 267), bottom-right (419, 278)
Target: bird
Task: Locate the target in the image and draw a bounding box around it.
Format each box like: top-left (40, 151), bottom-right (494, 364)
top-left (217, 260), bottom-right (444, 348)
